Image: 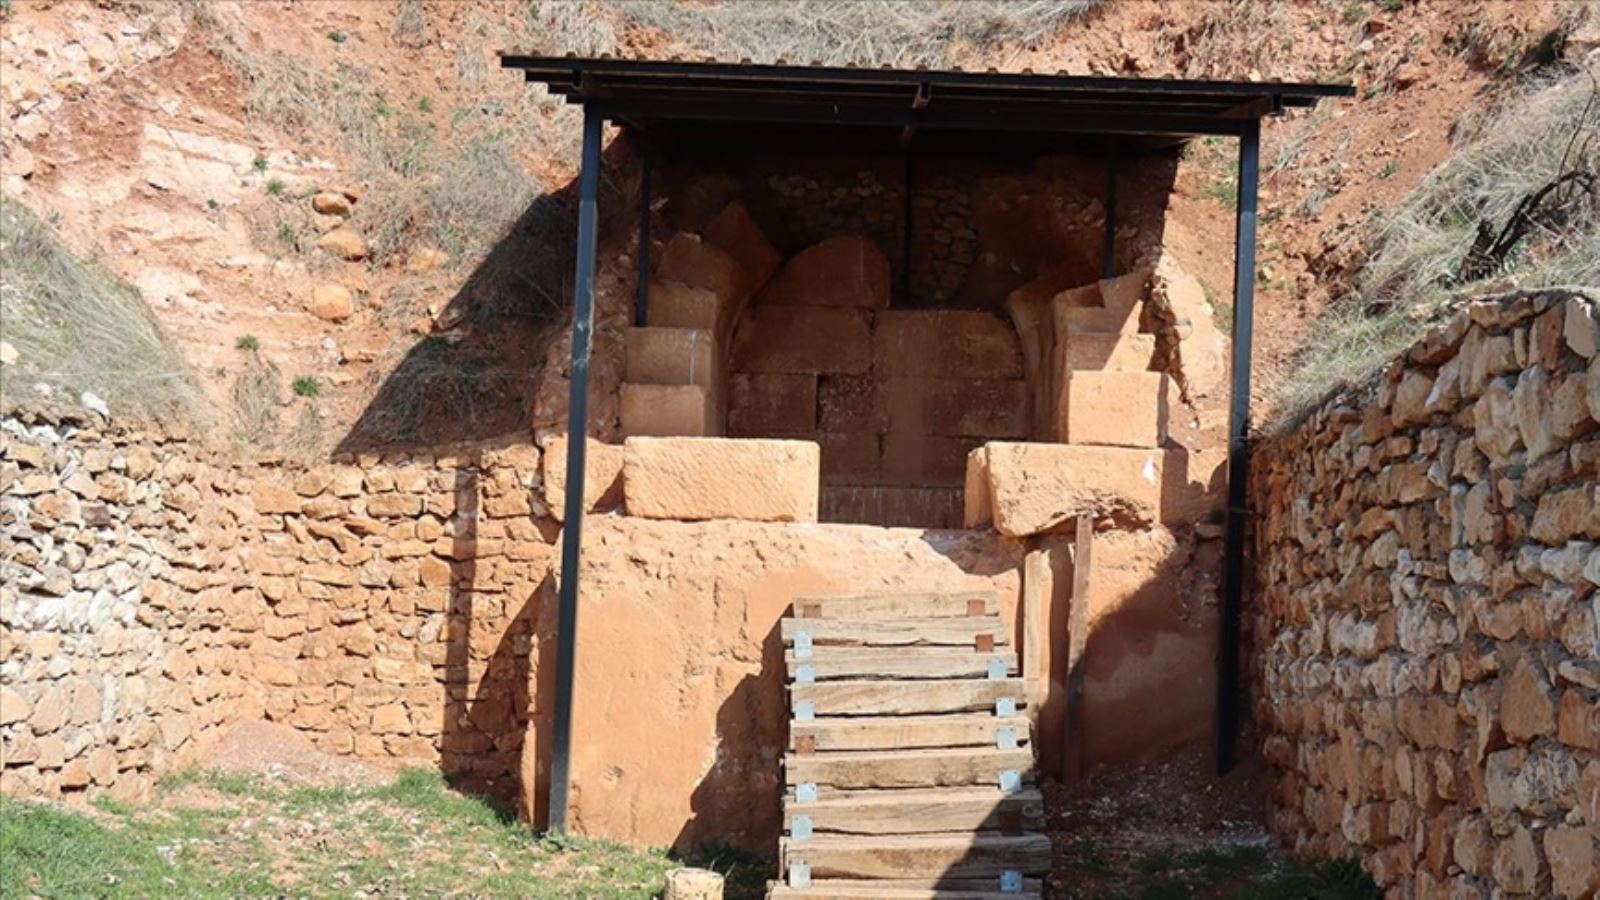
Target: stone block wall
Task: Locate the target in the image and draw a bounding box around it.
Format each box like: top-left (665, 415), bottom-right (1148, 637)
top-left (1252, 289), bottom-right (1600, 899)
top-left (1, 408), bottom-right (556, 804)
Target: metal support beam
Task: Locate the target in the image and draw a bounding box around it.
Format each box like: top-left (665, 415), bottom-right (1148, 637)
top-left (1102, 137), bottom-right (1119, 278)
top-left (548, 109), bottom-right (604, 833)
top-left (634, 155), bottom-right (651, 326)
top-left (1216, 119), bottom-right (1260, 776)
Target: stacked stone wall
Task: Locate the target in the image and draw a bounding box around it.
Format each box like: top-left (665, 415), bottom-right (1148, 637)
top-left (1, 408), bottom-right (555, 804)
top-left (1252, 289), bottom-right (1600, 899)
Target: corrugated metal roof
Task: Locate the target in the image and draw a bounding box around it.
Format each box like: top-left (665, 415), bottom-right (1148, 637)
top-left (500, 54), bottom-right (1352, 147)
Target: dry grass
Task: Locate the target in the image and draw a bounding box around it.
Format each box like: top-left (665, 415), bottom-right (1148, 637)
top-left (1272, 68), bottom-right (1600, 425)
top-left (587, 0), bottom-right (1102, 68)
top-left (0, 199), bottom-right (196, 420)
top-left (229, 350), bottom-right (281, 447)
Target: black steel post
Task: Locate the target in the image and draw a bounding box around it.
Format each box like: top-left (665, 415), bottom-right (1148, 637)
top-left (549, 109), bottom-right (603, 832)
top-left (635, 155), bottom-right (651, 326)
top-left (1102, 136), bottom-right (1118, 278)
top-left (1216, 119), bottom-right (1259, 776)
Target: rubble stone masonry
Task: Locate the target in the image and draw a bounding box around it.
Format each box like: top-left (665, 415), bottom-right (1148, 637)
top-left (1253, 289), bottom-right (1600, 899)
top-left (1, 408), bottom-right (553, 805)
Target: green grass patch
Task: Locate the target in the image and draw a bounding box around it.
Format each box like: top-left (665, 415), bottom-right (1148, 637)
top-left (2, 769), bottom-right (752, 898)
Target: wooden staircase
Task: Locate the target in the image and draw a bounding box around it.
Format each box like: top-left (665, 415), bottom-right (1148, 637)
top-left (767, 590), bottom-right (1050, 899)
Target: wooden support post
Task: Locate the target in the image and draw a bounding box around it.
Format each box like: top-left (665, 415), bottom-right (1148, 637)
top-left (1063, 516), bottom-right (1093, 784)
top-left (1021, 546), bottom-right (1048, 723)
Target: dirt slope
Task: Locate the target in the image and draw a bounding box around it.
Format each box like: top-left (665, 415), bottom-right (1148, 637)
top-left (0, 0), bottom-right (1585, 440)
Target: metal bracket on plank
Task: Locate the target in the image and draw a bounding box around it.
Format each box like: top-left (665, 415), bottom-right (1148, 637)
top-left (986, 657), bottom-right (1007, 680)
top-left (793, 630), bottom-right (813, 659)
top-left (1000, 870), bottom-right (1023, 893)
top-left (999, 769), bottom-right (1022, 794)
top-left (996, 726), bottom-right (1018, 750)
top-left (794, 663), bottom-right (815, 684)
top-left (791, 815), bottom-right (813, 840)
top-left (793, 699), bottom-right (815, 722)
top-left (788, 860), bottom-right (812, 889)
top-left (995, 696), bottom-right (1017, 716)
top-left (794, 782), bottom-right (817, 803)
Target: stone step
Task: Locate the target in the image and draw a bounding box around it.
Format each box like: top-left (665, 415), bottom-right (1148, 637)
top-left (786, 647), bottom-right (1017, 682)
top-left (783, 786), bottom-right (1044, 835)
top-left (781, 616), bottom-right (1006, 649)
top-left (767, 880), bottom-right (1042, 899)
top-left (790, 678), bottom-right (1025, 717)
top-left (780, 832), bottom-right (1052, 881)
top-left (789, 713), bottom-right (1030, 753)
top-left (784, 746), bottom-right (1035, 791)
top-left (790, 590), bottom-right (996, 620)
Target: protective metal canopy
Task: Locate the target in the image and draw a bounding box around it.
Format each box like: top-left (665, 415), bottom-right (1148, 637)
top-left (500, 53), bottom-right (1352, 835)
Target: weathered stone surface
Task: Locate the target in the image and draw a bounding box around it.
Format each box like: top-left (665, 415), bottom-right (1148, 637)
top-left (544, 438), bottom-right (623, 521)
top-left (703, 201), bottom-right (780, 299)
top-left (818, 374), bottom-right (887, 434)
top-left (619, 384), bottom-right (718, 437)
top-left (729, 306), bottom-right (872, 375)
top-left (1565, 295), bottom-right (1600, 359)
top-left (728, 373), bottom-right (818, 436)
top-left (1544, 826), bottom-right (1599, 899)
top-left (1500, 657), bottom-right (1557, 742)
top-left (658, 233), bottom-right (745, 308)
top-left (981, 442), bottom-right (1162, 536)
top-left (758, 235), bottom-right (890, 309)
top-left (873, 310), bottom-right (1023, 378)
top-left (310, 283), bottom-right (355, 322)
top-left (622, 437), bottom-right (819, 522)
top-left (879, 378), bottom-right (1029, 439)
top-left (625, 327), bottom-right (717, 387)
top-left (1061, 331), bottom-right (1156, 373)
top-left (1059, 371), bottom-right (1170, 448)
top-left (543, 516), bottom-right (1020, 850)
top-left (316, 228), bottom-right (367, 260)
top-left (647, 281), bottom-right (722, 333)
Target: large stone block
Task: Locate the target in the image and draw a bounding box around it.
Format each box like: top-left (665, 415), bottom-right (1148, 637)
top-left (1059, 371), bottom-right (1170, 447)
top-left (1003, 289), bottom-right (1057, 441)
top-left (625, 327), bottom-right (717, 387)
top-left (543, 438), bottom-right (624, 522)
top-left (817, 432), bottom-right (882, 485)
top-left (820, 485), bottom-right (964, 528)
top-left (729, 306), bottom-right (872, 375)
top-left (758, 235), bottom-right (890, 309)
top-left (647, 281), bottom-right (721, 333)
top-left (964, 445), bottom-right (993, 528)
top-left (620, 384), bottom-right (719, 437)
top-left (873, 310), bottom-right (1024, 378)
top-left (657, 233), bottom-right (744, 307)
top-left (728, 373), bottom-right (817, 435)
top-left (818, 374), bottom-right (887, 433)
top-left (623, 437), bottom-right (819, 522)
top-left (979, 442), bottom-right (1163, 536)
top-left (1052, 287), bottom-right (1142, 336)
top-left (881, 431), bottom-right (982, 487)
top-left (704, 201), bottom-right (780, 299)
top-left (879, 378), bottom-right (1030, 439)
top-left (1060, 331), bottom-right (1156, 373)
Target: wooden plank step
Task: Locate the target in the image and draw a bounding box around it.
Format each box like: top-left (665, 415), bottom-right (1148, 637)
top-left (783, 786), bottom-right (1044, 835)
top-left (790, 714), bottom-right (1030, 753)
top-left (785, 747), bottom-right (1034, 790)
top-left (791, 678), bottom-right (1025, 716)
top-left (781, 616), bottom-right (1005, 648)
top-left (791, 590), bottom-right (996, 619)
top-left (786, 647), bottom-right (1017, 681)
top-left (781, 833), bottom-right (1052, 880)
top-left (768, 881), bottom-right (1041, 899)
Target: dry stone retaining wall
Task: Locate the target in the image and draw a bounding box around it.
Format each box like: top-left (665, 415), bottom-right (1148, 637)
top-left (1252, 289), bottom-right (1600, 899)
top-left (1, 408), bottom-right (554, 804)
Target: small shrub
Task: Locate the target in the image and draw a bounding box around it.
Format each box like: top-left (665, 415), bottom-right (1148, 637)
top-left (291, 375), bottom-right (321, 398)
top-left (252, 153), bottom-right (268, 172)
top-left (417, 96), bottom-right (432, 114)
top-left (264, 177), bottom-right (286, 196)
top-left (1378, 159), bottom-right (1400, 180)
top-left (235, 334), bottom-right (260, 351)
top-left (326, 29), bottom-right (346, 44)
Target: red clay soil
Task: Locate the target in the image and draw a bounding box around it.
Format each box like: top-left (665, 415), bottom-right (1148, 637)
top-left (198, 720), bottom-right (392, 790)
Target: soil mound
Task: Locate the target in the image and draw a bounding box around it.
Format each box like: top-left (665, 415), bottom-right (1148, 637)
top-left (198, 720), bottom-right (391, 789)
